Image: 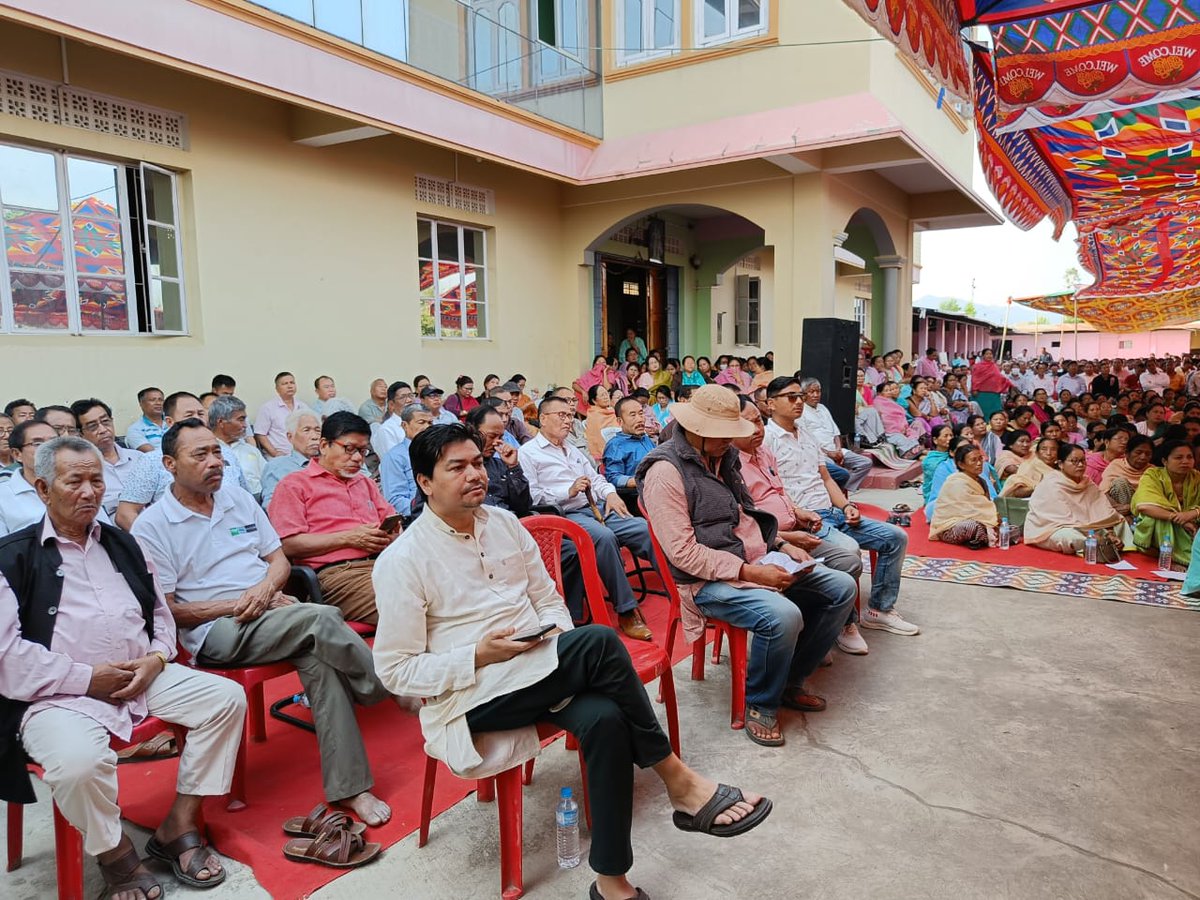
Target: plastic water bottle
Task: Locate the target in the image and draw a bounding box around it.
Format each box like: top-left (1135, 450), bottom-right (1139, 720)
top-left (1084, 530), bottom-right (1098, 564)
top-left (1159, 538), bottom-right (1174, 571)
top-left (998, 517), bottom-right (1010, 550)
top-left (555, 787), bottom-right (580, 869)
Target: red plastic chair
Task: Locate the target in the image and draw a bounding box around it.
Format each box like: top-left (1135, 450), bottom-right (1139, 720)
top-left (521, 514), bottom-right (680, 756)
top-left (7, 716), bottom-right (189, 900)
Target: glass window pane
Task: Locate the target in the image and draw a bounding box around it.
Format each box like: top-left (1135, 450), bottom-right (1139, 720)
top-left (702, 0), bottom-right (726, 37)
top-left (0, 145), bottom-right (59, 210)
top-left (149, 278), bottom-right (184, 331)
top-left (624, 0), bottom-right (644, 53)
top-left (499, 4), bottom-right (521, 89)
top-left (147, 225), bottom-right (180, 279)
top-left (142, 168), bottom-right (175, 223)
top-left (737, 0), bottom-right (761, 30)
top-left (474, 15), bottom-right (497, 93)
top-left (438, 262), bottom-right (462, 337)
top-left (314, 0), bottom-right (362, 42)
top-left (436, 224), bottom-right (460, 263)
top-left (362, 0), bottom-right (408, 61)
top-left (4, 207), bottom-right (63, 271)
top-left (654, 0), bottom-right (675, 47)
top-left (68, 160), bottom-right (126, 278)
top-left (560, 0), bottom-right (579, 53)
top-left (78, 277), bottom-right (130, 332)
top-left (463, 228), bottom-right (483, 265)
top-left (255, 0), bottom-right (314, 23)
top-left (466, 302), bottom-right (487, 339)
top-left (417, 219), bottom-right (432, 258)
top-left (465, 266), bottom-right (486, 339)
top-left (421, 298), bottom-right (436, 336)
top-left (11, 272), bottom-right (67, 330)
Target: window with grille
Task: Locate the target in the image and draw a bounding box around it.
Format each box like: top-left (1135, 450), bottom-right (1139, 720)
top-left (418, 217), bottom-right (488, 339)
top-left (0, 141), bottom-right (186, 335)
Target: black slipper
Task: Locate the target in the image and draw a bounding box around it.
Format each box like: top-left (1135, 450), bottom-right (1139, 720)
top-left (589, 882), bottom-right (649, 900)
top-left (672, 783), bottom-right (773, 838)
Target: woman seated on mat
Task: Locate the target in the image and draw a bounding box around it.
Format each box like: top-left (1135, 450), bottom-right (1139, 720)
top-left (1024, 443), bottom-right (1128, 557)
top-left (872, 380), bottom-right (925, 459)
top-left (999, 436), bottom-right (1059, 499)
top-left (1085, 427), bottom-right (1129, 485)
top-left (1129, 440), bottom-right (1200, 566)
top-left (1100, 433), bottom-right (1154, 517)
top-left (1031, 388), bottom-right (1055, 427)
top-left (942, 373), bottom-right (972, 425)
top-left (994, 429), bottom-right (1033, 482)
top-left (905, 378), bottom-right (940, 435)
top-left (922, 424), bottom-right (954, 506)
top-left (1007, 406), bottom-right (1040, 441)
top-left (925, 436), bottom-right (1000, 520)
top-left (928, 444), bottom-right (1000, 549)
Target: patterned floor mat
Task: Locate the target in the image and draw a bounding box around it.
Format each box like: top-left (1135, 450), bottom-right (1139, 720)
top-left (901, 556), bottom-right (1199, 611)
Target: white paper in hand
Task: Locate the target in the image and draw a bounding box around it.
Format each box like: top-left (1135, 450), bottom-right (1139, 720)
top-left (757, 551), bottom-right (823, 575)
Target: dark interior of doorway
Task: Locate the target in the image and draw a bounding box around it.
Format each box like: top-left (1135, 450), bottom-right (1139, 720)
top-left (602, 256), bottom-right (666, 359)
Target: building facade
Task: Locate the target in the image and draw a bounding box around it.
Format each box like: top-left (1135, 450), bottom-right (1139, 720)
top-left (0, 0), bottom-right (997, 423)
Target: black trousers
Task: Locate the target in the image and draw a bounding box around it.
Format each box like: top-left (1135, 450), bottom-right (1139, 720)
top-left (466, 625), bottom-right (674, 876)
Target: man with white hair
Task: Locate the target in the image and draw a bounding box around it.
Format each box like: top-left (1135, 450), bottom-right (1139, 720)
top-left (0, 436), bottom-right (245, 899)
top-left (797, 377), bottom-right (873, 493)
top-left (260, 409), bottom-right (321, 509)
top-left (207, 395), bottom-right (264, 500)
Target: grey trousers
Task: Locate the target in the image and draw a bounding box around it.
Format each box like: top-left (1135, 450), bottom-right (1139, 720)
top-left (198, 603), bottom-right (390, 802)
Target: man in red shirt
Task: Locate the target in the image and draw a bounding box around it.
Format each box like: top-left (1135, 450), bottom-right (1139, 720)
top-left (268, 412), bottom-right (398, 623)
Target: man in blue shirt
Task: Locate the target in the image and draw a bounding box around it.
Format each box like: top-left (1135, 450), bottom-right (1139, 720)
top-left (380, 404), bottom-right (433, 517)
top-left (603, 396), bottom-right (656, 489)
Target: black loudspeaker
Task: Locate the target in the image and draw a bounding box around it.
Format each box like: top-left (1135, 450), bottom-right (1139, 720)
top-left (800, 318), bottom-right (860, 436)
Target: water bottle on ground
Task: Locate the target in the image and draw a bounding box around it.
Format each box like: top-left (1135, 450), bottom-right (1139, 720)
top-left (998, 517), bottom-right (1010, 550)
top-left (1084, 530), bottom-right (1098, 565)
top-left (1159, 538), bottom-right (1174, 571)
top-left (556, 787), bottom-right (581, 869)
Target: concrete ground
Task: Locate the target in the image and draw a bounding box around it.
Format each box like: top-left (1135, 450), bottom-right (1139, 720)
top-left (5, 519), bottom-right (1199, 899)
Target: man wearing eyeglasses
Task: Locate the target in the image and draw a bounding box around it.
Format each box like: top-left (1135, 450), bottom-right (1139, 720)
top-left (268, 412), bottom-right (398, 624)
top-left (0, 420), bottom-right (58, 536)
top-left (71, 398), bottom-right (143, 517)
top-left (370, 381), bottom-right (416, 458)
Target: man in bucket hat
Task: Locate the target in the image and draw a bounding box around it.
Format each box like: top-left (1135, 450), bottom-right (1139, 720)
top-left (636, 385), bottom-right (855, 747)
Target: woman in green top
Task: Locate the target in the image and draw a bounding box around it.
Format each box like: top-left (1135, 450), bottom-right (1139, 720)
top-left (922, 424), bottom-right (954, 506)
top-left (1130, 440), bottom-right (1200, 565)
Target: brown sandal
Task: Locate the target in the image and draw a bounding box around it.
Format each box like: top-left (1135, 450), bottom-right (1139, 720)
top-left (283, 803), bottom-right (366, 838)
top-left (145, 830), bottom-right (226, 889)
top-left (116, 731), bottom-right (177, 764)
top-left (97, 845), bottom-right (162, 900)
top-left (282, 822), bottom-right (381, 868)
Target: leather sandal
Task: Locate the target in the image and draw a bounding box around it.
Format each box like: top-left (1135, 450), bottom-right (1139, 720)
top-left (671, 783), bottom-right (774, 838)
top-left (145, 830), bottom-right (226, 889)
top-left (97, 845), bottom-right (162, 900)
top-left (116, 731), bottom-right (178, 764)
top-left (282, 821), bottom-right (381, 868)
top-left (283, 803), bottom-right (366, 838)
top-left (780, 686), bottom-right (827, 712)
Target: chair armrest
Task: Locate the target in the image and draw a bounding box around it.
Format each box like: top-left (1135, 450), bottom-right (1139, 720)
top-left (287, 565), bottom-right (324, 604)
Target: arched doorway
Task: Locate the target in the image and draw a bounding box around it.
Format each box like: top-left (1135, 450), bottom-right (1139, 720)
top-left (841, 208), bottom-right (900, 352)
top-left (585, 205), bottom-right (766, 359)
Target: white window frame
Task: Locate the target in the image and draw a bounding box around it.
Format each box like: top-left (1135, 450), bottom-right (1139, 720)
top-left (418, 216), bottom-right (489, 341)
top-left (694, 0), bottom-right (768, 49)
top-left (616, 0), bottom-right (681, 66)
top-left (532, 0), bottom-right (588, 83)
top-left (735, 273), bottom-right (760, 346)
top-left (0, 142), bottom-right (187, 337)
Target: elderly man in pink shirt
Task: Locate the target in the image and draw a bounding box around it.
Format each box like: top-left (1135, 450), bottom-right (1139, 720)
top-left (0, 436), bottom-right (245, 900)
top-left (254, 371), bottom-right (312, 458)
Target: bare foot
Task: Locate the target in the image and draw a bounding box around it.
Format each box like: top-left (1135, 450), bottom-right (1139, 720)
top-left (338, 790), bottom-right (391, 826)
top-left (667, 774), bottom-right (763, 828)
top-left (595, 873), bottom-right (640, 900)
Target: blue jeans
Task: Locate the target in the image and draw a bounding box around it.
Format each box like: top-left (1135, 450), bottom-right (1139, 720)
top-left (564, 509), bottom-right (655, 615)
top-left (825, 460), bottom-right (850, 491)
top-left (813, 507), bottom-right (907, 612)
top-left (693, 565), bottom-right (855, 713)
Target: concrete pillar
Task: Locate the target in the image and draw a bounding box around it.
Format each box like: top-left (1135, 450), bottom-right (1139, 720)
top-left (876, 255), bottom-right (905, 354)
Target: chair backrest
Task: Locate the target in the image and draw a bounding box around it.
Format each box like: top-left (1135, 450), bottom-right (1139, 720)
top-left (520, 514), bottom-right (614, 627)
top-left (636, 500), bottom-right (685, 612)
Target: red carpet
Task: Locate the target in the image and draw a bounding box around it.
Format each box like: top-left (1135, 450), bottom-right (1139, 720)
top-left (113, 591), bottom-right (682, 899)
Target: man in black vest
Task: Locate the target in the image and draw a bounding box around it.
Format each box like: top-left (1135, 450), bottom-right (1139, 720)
top-left (0, 436), bottom-right (246, 900)
top-left (637, 386), bottom-right (854, 748)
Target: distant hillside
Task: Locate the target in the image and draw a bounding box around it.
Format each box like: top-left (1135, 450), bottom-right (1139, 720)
top-left (915, 295), bottom-right (1065, 327)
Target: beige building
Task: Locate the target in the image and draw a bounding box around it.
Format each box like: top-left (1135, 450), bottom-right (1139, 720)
top-left (0, 0), bottom-right (998, 423)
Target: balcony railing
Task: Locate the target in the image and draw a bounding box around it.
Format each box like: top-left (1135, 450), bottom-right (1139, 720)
top-left (249, 0), bottom-right (602, 136)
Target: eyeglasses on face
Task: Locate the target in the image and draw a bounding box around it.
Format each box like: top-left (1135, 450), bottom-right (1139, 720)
top-left (771, 392), bottom-right (803, 402)
top-left (330, 439), bottom-right (369, 458)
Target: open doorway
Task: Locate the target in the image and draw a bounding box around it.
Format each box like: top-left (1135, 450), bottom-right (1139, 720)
top-left (599, 255), bottom-right (668, 358)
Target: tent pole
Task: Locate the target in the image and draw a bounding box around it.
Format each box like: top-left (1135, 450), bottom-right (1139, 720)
top-left (1073, 293), bottom-right (1080, 359)
top-left (1001, 297), bottom-right (1011, 360)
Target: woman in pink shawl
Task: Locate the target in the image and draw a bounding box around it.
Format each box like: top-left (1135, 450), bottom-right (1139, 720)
top-left (714, 357), bottom-right (752, 391)
top-left (572, 354), bottom-right (611, 413)
top-left (873, 381), bottom-right (925, 458)
top-left (969, 348), bottom-right (1009, 418)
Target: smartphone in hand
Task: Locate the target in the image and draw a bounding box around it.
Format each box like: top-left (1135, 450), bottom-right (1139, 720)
top-left (514, 624), bottom-right (555, 642)
top-left (380, 514), bottom-right (404, 534)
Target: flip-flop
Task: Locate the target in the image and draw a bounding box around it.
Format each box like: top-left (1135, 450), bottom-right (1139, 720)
top-left (283, 803), bottom-right (366, 838)
top-left (282, 824), bottom-right (381, 869)
top-left (891, 504), bottom-right (912, 514)
top-left (672, 783), bottom-right (773, 838)
top-left (589, 882), bottom-right (650, 899)
top-left (145, 831), bottom-right (226, 889)
top-left (780, 687), bottom-right (827, 712)
top-left (742, 706), bottom-right (784, 747)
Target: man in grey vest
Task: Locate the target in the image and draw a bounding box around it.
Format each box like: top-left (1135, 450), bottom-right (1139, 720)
top-left (637, 386), bottom-right (855, 747)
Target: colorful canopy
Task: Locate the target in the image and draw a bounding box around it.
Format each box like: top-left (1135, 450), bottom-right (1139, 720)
top-left (843, 0), bottom-right (1200, 332)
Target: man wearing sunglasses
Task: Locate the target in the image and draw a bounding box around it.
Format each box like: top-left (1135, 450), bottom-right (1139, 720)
top-left (268, 411), bottom-right (398, 625)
